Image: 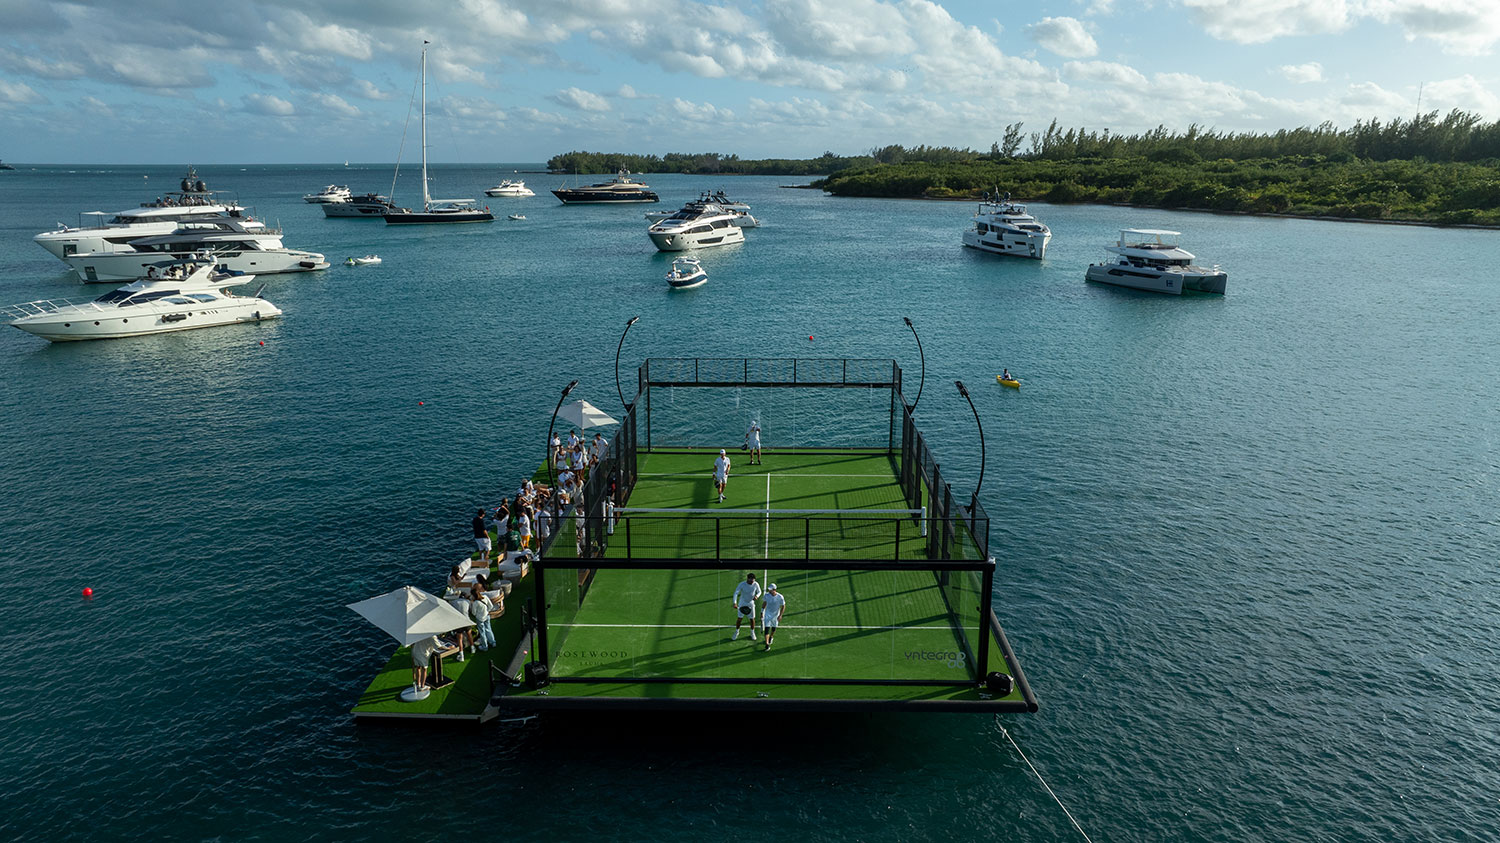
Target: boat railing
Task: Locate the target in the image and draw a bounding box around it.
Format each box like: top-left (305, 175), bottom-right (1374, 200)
top-left (0, 298), bottom-right (99, 320)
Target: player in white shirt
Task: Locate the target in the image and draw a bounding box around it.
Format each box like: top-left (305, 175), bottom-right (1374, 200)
top-left (730, 572), bottom-right (762, 641)
top-left (713, 448), bottom-right (731, 503)
top-left (761, 583), bottom-right (786, 649)
top-left (744, 421), bottom-right (762, 465)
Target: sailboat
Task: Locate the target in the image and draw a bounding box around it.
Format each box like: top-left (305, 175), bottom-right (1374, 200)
top-left (384, 43), bottom-right (493, 225)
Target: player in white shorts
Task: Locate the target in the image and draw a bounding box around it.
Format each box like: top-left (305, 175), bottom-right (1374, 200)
top-left (730, 572), bottom-right (762, 641)
top-left (713, 448), bottom-right (731, 503)
top-left (761, 583), bottom-right (786, 649)
top-left (744, 421), bottom-right (762, 465)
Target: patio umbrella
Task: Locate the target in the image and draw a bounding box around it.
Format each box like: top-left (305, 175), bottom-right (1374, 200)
top-left (557, 399), bottom-right (619, 430)
top-left (347, 586), bottom-right (472, 646)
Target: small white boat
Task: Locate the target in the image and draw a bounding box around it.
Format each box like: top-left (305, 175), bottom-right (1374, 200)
top-left (304, 185), bottom-right (352, 204)
top-left (665, 257), bottom-right (707, 289)
top-left (345, 255), bottom-right (382, 266)
top-left (486, 180), bottom-right (535, 197)
top-left (2, 260), bottom-right (281, 342)
top-left (508, 214), bottom-right (525, 221)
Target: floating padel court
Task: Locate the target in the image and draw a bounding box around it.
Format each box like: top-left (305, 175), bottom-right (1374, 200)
top-left (496, 358), bottom-right (1039, 713)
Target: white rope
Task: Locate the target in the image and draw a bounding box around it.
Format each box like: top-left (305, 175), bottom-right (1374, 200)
top-left (997, 720), bottom-right (1095, 843)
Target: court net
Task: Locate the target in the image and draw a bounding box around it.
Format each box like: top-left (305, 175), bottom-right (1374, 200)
top-left (610, 506), bottom-right (927, 561)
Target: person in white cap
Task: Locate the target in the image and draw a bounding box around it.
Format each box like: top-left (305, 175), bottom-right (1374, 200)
top-left (730, 572), bottom-right (761, 641)
top-left (761, 582), bottom-right (786, 649)
top-left (744, 419), bottom-right (763, 465)
top-left (713, 448), bottom-right (731, 503)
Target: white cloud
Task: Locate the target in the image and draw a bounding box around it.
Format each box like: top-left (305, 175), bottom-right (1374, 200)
top-left (0, 49), bottom-right (84, 79)
top-left (1180, 0), bottom-right (1500, 54)
top-left (268, 12), bottom-right (373, 61)
top-left (1028, 17), bottom-right (1099, 57)
top-left (1179, 0), bottom-right (1354, 44)
top-left (668, 97), bottom-right (734, 122)
top-left (764, 0), bottom-right (916, 59)
top-left (615, 84), bottom-right (652, 99)
top-left (243, 93), bottom-right (295, 116)
top-left (1374, 0), bottom-right (1500, 55)
top-left (352, 79), bottom-right (397, 101)
top-left (1339, 81), bottom-right (1409, 112)
top-left (1420, 74), bottom-right (1500, 115)
top-left (1279, 62), bottom-right (1324, 83)
top-left (549, 86), bottom-right (612, 111)
top-left (1064, 60), bottom-right (1148, 87)
top-left (309, 93), bottom-right (360, 117)
top-left (0, 80), bottom-right (45, 104)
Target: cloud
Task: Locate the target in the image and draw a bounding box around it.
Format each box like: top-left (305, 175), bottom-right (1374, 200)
top-left (267, 11), bottom-right (374, 61)
top-left (1064, 60), bottom-right (1148, 87)
top-left (1028, 17), bottom-right (1099, 57)
top-left (1340, 81), bottom-right (1408, 112)
top-left (1420, 74), bottom-right (1500, 115)
top-left (242, 93), bottom-right (295, 116)
top-left (1179, 0), bottom-right (1354, 44)
top-left (1180, 0), bottom-right (1500, 54)
top-left (1376, 0), bottom-right (1500, 55)
top-left (764, 0), bottom-right (916, 59)
top-left (0, 80), bottom-right (46, 104)
top-left (548, 86), bottom-right (611, 111)
top-left (309, 93), bottom-right (360, 117)
top-left (615, 84), bottom-right (652, 99)
top-left (1279, 62), bottom-right (1323, 83)
top-left (352, 79), bottom-right (398, 101)
top-left (0, 48), bottom-right (84, 79)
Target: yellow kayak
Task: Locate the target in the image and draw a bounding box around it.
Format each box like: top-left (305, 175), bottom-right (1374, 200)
top-left (997, 376), bottom-right (1021, 388)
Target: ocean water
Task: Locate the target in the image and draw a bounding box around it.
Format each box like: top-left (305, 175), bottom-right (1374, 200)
top-left (1, 164), bottom-right (1497, 841)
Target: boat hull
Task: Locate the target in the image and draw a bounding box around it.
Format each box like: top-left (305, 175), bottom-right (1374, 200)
top-left (9, 302), bottom-right (282, 342)
top-left (65, 251), bottom-right (329, 282)
top-left (963, 229), bottom-right (1049, 259)
top-left (1085, 264), bottom-right (1227, 295)
top-left (384, 210), bottom-right (494, 225)
top-left (667, 274), bottom-right (707, 289)
top-left (648, 226), bottom-right (745, 252)
top-left (997, 377), bottom-right (1020, 388)
top-left (552, 189), bottom-right (659, 204)
top-left (323, 203), bottom-right (392, 218)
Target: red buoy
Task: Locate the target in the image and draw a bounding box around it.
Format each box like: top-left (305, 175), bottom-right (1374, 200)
top-left (418, 401), bottom-right (425, 406)
top-left (258, 341), bottom-right (264, 346)
top-left (82, 587), bottom-right (93, 598)
top-left (809, 335), bottom-right (814, 341)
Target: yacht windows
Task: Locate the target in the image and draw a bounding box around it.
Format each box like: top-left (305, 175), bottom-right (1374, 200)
top-left (711, 219), bottom-right (730, 229)
top-left (162, 297), bottom-right (196, 305)
top-left (688, 225), bottom-right (712, 234)
top-left (120, 290), bottom-right (180, 306)
top-left (185, 293), bottom-right (218, 302)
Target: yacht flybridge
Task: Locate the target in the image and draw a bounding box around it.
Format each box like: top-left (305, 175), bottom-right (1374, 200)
top-left (384, 44), bottom-right (493, 225)
top-left (2, 259), bottom-right (281, 342)
top-left (552, 170), bottom-right (659, 204)
top-left (962, 193), bottom-right (1051, 259)
top-left (1085, 229), bottom-right (1227, 294)
top-left (34, 166), bottom-right (254, 261)
top-left (646, 200), bottom-right (746, 251)
top-left (62, 220), bottom-right (328, 282)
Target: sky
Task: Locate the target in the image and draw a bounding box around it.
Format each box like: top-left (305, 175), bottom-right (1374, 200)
top-left (1, 0), bottom-right (1498, 163)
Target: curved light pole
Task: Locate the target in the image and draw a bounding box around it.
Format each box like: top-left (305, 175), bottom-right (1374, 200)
top-left (955, 380), bottom-right (985, 503)
top-left (903, 316), bottom-right (925, 413)
top-left (546, 380), bottom-right (579, 493)
top-left (615, 315), bottom-right (640, 410)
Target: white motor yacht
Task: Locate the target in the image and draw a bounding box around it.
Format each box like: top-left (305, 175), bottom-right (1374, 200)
top-left (1085, 229), bottom-right (1227, 295)
top-left (323, 193), bottom-right (408, 218)
top-left (62, 220), bottom-right (328, 282)
top-left (647, 201), bottom-right (747, 252)
top-left (304, 185), bottom-right (353, 203)
top-left (665, 257), bottom-right (707, 289)
top-left (485, 180), bottom-right (535, 197)
top-left (705, 190), bottom-right (750, 212)
top-left (34, 166), bottom-right (256, 261)
top-left (962, 194), bottom-right (1051, 259)
top-left (2, 260), bottom-right (281, 342)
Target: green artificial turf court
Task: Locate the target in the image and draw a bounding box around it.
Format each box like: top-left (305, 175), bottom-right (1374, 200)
top-left (543, 449), bottom-right (985, 685)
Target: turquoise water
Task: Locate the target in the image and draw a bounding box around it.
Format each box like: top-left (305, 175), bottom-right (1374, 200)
top-left (2, 165), bottom-right (1498, 840)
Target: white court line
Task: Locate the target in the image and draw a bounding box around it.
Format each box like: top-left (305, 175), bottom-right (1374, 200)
top-left (636, 472), bottom-right (890, 478)
top-left (764, 472), bottom-right (772, 569)
top-left (556, 623), bottom-right (953, 630)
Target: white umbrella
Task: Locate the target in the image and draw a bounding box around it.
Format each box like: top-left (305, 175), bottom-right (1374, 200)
top-left (557, 399), bottom-right (619, 430)
top-left (347, 586), bottom-right (472, 646)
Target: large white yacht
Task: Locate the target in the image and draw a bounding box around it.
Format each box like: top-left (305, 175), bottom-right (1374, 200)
top-left (303, 185), bottom-right (353, 203)
top-left (962, 194), bottom-right (1051, 259)
top-left (62, 220), bottom-right (328, 282)
top-left (2, 260), bottom-right (281, 342)
top-left (646, 200), bottom-right (746, 251)
top-left (34, 167), bottom-right (255, 261)
top-left (1085, 229), bottom-right (1227, 295)
top-left (485, 180), bottom-right (535, 197)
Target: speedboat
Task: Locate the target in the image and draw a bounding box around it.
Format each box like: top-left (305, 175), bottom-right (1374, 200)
top-left (383, 46), bottom-right (494, 225)
top-left (486, 180), bottom-right (535, 197)
top-left (323, 193), bottom-right (408, 218)
top-left (62, 219), bottom-right (328, 282)
top-left (1085, 229), bottom-right (1227, 295)
top-left (962, 194), bottom-right (1051, 259)
top-left (665, 257), bottom-right (707, 289)
top-left (2, 260), bottom-right (281, 342)
top-left (647, 201), bottom-right (746, 252)
top-left (304, 185), bottom-right (352, 203)
top-left (34, 166), bottom-right (256, 262)
top-left (552, 170), bottom-right (659, 204)
top-left (345, 255), bottom-right (381, 265)
top-left (508, 214), bottom-right (525, 220)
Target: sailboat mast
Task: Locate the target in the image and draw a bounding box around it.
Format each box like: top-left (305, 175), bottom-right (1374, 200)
top-left (420, 42), bottom-right (430, 210)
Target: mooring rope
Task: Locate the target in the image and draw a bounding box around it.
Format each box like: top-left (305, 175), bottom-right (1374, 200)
top-left (997, 720), bottom-right (1095, 843)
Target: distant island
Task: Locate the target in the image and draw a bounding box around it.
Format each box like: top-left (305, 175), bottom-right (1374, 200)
top-left (554, 110), bottom-right (1500, 226)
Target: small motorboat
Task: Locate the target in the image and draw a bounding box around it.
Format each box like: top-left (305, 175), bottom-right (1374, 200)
top-left (666, 257), bottom-right (707, 289)
top-left (997, 375), bottom-right (1021, 388)
top-left (508, 214), bottom-right (525, 221)
top-left (346, 255), bottom-right (381, 266)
